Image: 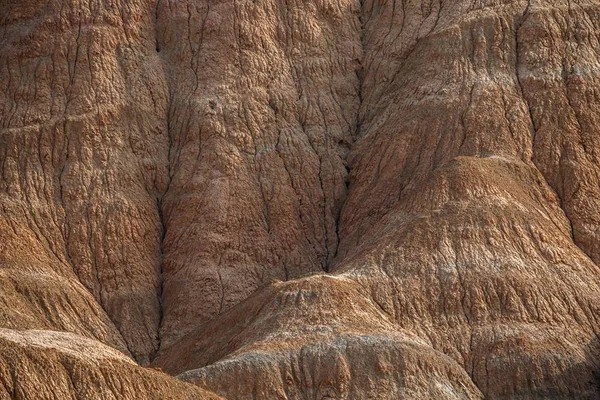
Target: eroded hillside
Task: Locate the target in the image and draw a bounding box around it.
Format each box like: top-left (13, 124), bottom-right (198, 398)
top-left (2, 0), bottom-right (600, 398)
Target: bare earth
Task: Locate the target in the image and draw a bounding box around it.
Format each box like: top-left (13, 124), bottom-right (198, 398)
top-left (2, 0), bottom-right (600, 398)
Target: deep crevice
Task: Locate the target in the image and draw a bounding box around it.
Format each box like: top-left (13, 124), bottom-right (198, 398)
top-left (151, 195), bottom-right (167, 362)
top-left (149, 0), bottom-right (173, 362)
top-left (514, 2), bottom-right (587, 258)
top-left (326, 0), bottom-right (365, 272)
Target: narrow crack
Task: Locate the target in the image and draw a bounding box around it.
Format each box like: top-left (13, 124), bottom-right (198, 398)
top-left (514, 0), bottom-right (536, 142)
top-left (326, 0), bottom-right (365, 272)
top-left (154, 0), bottom-right (161, 52)
top-left (151, 195), bottom-right (167, 361)
top-left (514, 2), bottom-right (585, 255)
top-left (150, 0), bottom-right (173, 362)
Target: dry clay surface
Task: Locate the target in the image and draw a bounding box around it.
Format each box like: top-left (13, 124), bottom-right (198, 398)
top-left (0, 328), bottom-right (223, 399)
top-left (2, 0), bottom-right (600, 398)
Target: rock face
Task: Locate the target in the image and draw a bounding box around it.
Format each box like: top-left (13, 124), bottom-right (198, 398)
top-left (2, 0), bottom-right (600, 399)
top-left (0, 328), bottom-right (223, 399)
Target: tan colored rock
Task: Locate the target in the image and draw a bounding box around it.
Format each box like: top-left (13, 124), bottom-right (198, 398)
top-left (154, 275), bottom-right (483, 399)
top-left (2, 0), bottom-right (600, 398)
top-left (0, 328), bottom-right (222, 399)
top-left (0, 0), bottom-right (168, 364)
top-left (154, 0), bottom-right (361, 347)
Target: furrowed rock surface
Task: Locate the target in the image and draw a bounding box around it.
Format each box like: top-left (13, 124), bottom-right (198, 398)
top-left (154, 0), bottom-right (361, 347)
top-left (0, 0), bottom-right (169, 364)
top-left (154, 275), bottom-right (484, 399)
top-left (2, 0), bottom-right (600, 398)
top-left (0, 328), bottom-right (222, 399)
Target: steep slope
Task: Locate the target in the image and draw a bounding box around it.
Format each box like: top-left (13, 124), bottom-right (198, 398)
top-left (0, 0), bottom-right (169, 363)
top-left (0, 328), bottom-right (221, 399)
top-left (2, 0), bottom-right (600, 398)
top-left (155, 0), bottom-right (600, 398)
top-left (154, 0), bottom-right (361, 347)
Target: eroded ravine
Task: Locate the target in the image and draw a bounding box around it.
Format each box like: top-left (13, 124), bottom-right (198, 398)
top-left (154, 0), bottom-right (364, 349)
top-left (3, 0), bottom-right (600, 398)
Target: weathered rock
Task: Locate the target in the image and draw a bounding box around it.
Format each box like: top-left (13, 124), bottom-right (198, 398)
top-left (0, 328), bottom-right (222, 399)
top-left (2, 0), bottom-right (600, 398)
top-left (0, 0), bottom-right (169, 364)
top-left (154, 0), bottom-right (361, 348)
top-left (154, 275), bottom-right (484, 399)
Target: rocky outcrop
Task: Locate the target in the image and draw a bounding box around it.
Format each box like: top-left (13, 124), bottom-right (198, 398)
top-left (154, 275), bottom-right (484, 399)
top-left (0, 329), bottom-right (221, 399)
top-left (2, 0), bottom-right (600, 398)
top-left (1, 0), bottom-right (168, 364)
top-left (154, 0), bottom-right (361, 348)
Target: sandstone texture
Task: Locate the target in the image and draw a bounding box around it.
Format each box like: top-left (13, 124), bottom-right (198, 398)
top-left (0, 328), bottom-right (223, 399)
top-left (2, 0), bottom-right (600, 398)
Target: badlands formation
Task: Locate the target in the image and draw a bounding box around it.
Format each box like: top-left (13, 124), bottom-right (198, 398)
top-left (2, 0), bottom-right (600, 398)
